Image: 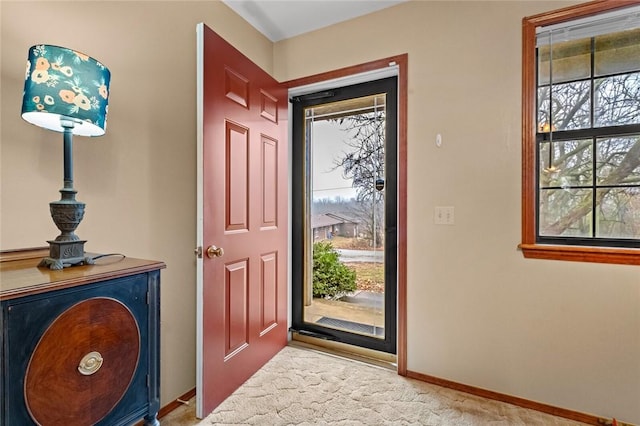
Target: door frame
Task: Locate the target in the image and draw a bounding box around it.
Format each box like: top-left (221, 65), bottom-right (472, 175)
top-left (284, 54), bottom-right (408, 374)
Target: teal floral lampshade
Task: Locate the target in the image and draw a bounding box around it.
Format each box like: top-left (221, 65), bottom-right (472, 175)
top-left (21, 44), bottom-right (110, 137)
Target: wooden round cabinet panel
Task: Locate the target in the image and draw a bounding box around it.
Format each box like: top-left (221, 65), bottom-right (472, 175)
top-left (24, 297), bottom-right (140, 425)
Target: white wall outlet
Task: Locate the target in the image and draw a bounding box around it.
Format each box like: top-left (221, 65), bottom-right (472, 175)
top-left (434, 206), bottom-right (455, 225)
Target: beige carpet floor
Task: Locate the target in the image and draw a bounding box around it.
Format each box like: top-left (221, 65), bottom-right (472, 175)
top-left (198, 345), bottom-right (587, 425)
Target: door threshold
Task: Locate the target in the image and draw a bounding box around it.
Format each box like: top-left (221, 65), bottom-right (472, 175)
top-left (290, 332), bottom-right (397, 371)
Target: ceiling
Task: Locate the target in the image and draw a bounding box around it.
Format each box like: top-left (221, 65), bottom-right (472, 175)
top-left (221, 0), bottom-right (408, 42)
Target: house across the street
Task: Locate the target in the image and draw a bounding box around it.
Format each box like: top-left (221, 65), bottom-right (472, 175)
top-left (311, 213), bottom-right (359, 241)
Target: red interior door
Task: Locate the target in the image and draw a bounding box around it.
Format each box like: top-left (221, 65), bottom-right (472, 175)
top-left (196, 23), bottom-right (288, 416)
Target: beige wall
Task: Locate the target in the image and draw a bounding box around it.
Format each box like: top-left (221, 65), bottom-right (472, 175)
top-left (1, 1), bottom-right (639, 424)
top-left (0, 0), bottom-right (271, 409)
top-left (275, 1), bottom-right (639, 424)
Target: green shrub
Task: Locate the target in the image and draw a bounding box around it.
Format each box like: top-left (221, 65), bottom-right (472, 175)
top-left (312, 241), bottom-right (356, 298)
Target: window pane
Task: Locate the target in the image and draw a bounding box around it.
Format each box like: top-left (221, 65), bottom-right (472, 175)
top-left (596, 187), bottom-right (640, 239)
top-left (596, 136), bottom-right (640, 185)
top-left (539, 139), bottom-right (592, 188)
top-left (538, 81), bottom-right (591, 131)
top-left (537, 86), bottom-right (551, 132)
top-left (595, 28), bottom-right (640, 76)
top-left (539, 188), bottom-right (593, 237)
top-left (538, 38), bottom-right (591, 85)
top-left (305, 93), bottom-right (388, 340)
top-left (594, 73), bottom-right (640, 127)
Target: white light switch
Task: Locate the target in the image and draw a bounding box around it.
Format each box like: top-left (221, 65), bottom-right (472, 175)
top-left (434, 206), bottom-right (455, 225)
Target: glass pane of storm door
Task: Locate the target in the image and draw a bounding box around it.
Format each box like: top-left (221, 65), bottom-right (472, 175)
top-left (303, 94), bottom-right (386, 339)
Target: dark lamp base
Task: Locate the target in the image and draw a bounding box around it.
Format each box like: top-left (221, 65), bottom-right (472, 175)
top-left (39, 240), bottom-right (95, 270)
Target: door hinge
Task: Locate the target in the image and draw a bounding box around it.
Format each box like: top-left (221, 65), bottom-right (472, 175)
top-left (194, 246), bottom-right (203, 258)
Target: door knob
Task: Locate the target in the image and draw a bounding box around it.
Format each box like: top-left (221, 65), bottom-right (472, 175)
top-left (206, 245), bottom-right (224, 258)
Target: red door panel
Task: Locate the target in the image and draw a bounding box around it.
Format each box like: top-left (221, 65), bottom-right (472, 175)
top-left (226, 121), bottom-right (249, 231)
top-left (261, 136), bottom-right (278, 228)
top-left (198, 23), bottom-right (288, 416)
top-left (225, 259), bottom-right (249, 357)
top-left (260, 252), bottom-right (278, 332)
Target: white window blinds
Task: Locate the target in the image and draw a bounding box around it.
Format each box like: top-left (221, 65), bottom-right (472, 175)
top-left (536, 5), bottom-right (640, 46)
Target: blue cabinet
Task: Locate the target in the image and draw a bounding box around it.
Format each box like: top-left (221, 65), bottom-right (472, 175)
top-left (1, 251), bottom-right (164, 426)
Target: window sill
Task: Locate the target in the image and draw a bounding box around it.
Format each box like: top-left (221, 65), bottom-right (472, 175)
top-left (519, 243), bottom-right (640, 266)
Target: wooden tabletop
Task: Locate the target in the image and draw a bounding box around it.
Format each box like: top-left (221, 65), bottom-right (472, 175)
top-left (0, 249), bottom-right (166, 301)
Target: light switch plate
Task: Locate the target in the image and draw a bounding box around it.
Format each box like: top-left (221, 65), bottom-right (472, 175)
top-left (434, 206), bottom-right (455, 225)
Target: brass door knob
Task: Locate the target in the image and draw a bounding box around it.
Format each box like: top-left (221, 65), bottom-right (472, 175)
top-left (206, 245), bottom-right (224, 258)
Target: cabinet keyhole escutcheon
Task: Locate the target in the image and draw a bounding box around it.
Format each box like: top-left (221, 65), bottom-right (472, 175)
top-left (78, 351), bottom-right (103, 376)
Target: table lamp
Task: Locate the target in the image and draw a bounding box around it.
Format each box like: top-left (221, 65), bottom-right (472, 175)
top-left (21, 44), bottom-right (111, 270)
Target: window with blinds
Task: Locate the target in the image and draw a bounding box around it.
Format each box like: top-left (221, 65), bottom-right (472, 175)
top-left (534, 6), bottom-right (640, 247)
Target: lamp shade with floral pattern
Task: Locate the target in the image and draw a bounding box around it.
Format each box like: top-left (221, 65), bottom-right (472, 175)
top-left (21, 44), bottom-right (110, 137)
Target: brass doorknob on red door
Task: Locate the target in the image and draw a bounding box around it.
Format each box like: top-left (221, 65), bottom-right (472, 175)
top-left (206, 245), bottom-right (224, 258)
